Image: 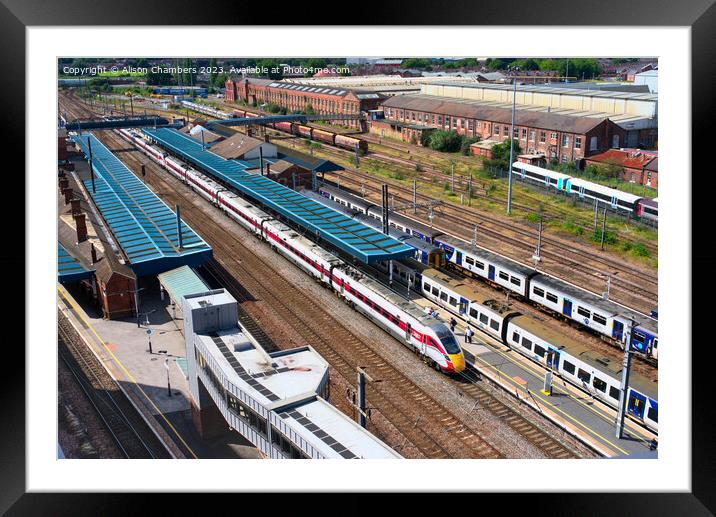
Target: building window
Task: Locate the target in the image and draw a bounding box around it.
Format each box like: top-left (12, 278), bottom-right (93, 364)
top-left (529, 130), bottom-right (535, 141)
top-left (539, 131), bottom-right (546, 143)
top-left (494, 125), bottom-right (500, 136)
top-left (575, 137), bottom-right (582, 149)
top-left (550, 132), bottom-right (557, 139)
top-left (513, 127), bottom-right (519, 138)
top-left (590, 136), bottom-right (598, 150)
top-left (612, 135), bottom-right (620, 148)
top-left (503, 125), bottom-right (509, 137)
top-left (562, 134), bottom-right (569, 147)
top-left (521, 128), bottom-right (527, 139)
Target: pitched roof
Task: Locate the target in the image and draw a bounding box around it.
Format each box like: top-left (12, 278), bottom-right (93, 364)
top-left (267, 159), bottom-right (296, 173)
top-left (95, 249), bottom-right (136, 284)
top-left (209, 133), bottom-right (267, 160)
top-left (382, 95), bottom-right (608, 134)
top-left (585, 149), bottom-right (657, 170)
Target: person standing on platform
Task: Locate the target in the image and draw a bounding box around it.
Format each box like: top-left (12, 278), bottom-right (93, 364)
top-left (465, 325), bottom-right (474, 344)
top-left (449, 317), bottom-right (457, 333)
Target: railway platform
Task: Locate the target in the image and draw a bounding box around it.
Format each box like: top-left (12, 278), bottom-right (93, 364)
top-left (412, 296), bottom-right (658, 458)
top-left (57, 281), bottom-right (259, 459)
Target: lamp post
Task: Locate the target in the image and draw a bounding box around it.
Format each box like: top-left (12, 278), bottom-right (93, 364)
top-left (507, 78), bottom-right (517, 215)
top-left (165, 357), bottom-right (172, 397)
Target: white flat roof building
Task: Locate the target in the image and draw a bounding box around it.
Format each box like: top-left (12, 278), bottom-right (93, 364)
top-left (182, 289), bottom-right (402, 459)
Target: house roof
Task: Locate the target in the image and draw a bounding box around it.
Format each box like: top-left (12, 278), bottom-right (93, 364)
top-left (267, 159), bottom-right (296, 174)
top-left (209, 133), bottom-right (268, 160)
top-left (382, 94), bottom-right (609, 134)
top-left (585, 149), bottom-right (657, 170)
top-left (95, 249), bottom-right (136, 284)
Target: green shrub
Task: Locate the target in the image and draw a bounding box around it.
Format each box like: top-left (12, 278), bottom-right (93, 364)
top-left (630, 242), bottom-right (650, 257)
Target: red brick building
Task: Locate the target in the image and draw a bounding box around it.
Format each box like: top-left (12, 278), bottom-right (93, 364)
top-left (381, 95), bottom-right (627, 164)
top-left (225, 78), bottom-right (384, 129)
top-left (583, 149), bottom-right (658, 189)
top-left (95, 252), bottom-right (137, 320)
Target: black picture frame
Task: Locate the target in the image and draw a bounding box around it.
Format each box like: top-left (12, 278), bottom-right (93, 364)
top-left (4, 0), bottom-right (713, 514)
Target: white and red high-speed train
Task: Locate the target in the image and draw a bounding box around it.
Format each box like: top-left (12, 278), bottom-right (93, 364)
top-left (117, 128), bottom-right (466, 374)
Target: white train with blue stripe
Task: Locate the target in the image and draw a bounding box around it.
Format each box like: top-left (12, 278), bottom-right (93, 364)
top-left (419, 267), bottom-right (658, 432)
top-left (512, 162), bottom-right (658, 222)
top-left (319, 183), bottom-right (658, 360)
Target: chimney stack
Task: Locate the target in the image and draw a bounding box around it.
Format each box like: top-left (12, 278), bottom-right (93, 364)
top-left (62, 188), bottom-right (74, 205)
top-left (90, 242), bottom-right (98, 264)
top-left (70, 197), bottom-right (82, 216)
top-left (74, 213), bottom-right (87, 243)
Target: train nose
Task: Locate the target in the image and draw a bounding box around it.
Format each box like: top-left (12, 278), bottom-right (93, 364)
top-left (449, 352), bottom-right (466, 373)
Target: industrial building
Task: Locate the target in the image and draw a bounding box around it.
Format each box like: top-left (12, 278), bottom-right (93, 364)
top-left (381, 94), bottom-right (627, 164)
top-left (224, 78), bottom-right (384, 128)
top-left (418, 82), bottom-right (658, 148)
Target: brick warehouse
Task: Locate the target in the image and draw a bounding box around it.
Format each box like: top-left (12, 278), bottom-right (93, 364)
top-left (225, 78), bottom-right (384, 129)
top-left (381, 95), bottom-right (627, 164)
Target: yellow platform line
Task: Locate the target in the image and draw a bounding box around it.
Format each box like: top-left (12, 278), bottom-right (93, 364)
top-left (469, 350), bottom-right (629, 456)
top-left (477, 334), bottom-right (652, 448)
top-left (57, 285), bottom-right (198, 459)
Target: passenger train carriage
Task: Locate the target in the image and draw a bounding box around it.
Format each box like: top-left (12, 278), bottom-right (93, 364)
top-left (419, 268), bottom-right (658, 431)
top-left (116, 128), bottom-right (465, 374)
top-left (512, 162), bottom-right (658, 223)
top-left (318, 182), bottom-right (659, 360)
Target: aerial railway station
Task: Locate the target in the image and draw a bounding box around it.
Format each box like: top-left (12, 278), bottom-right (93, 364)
top-left (56, 67), bottom-right (659, 464)
top-left (143, 127), bottom-right (415, 264)
top-left (71, 133), bottom-right (212, 276)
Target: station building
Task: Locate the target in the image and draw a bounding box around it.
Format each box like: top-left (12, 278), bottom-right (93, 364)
top-left (224, 78), bottom-right (384, 128)
top-left (181, 287), bottom-right (402, 459)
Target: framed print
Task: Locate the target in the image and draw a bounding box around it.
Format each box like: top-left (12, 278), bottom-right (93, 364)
top-left (3, 0), bottom-right (714, 513)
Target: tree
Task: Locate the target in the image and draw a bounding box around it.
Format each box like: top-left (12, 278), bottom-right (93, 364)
top-left (488, 139), bottom-right (521, 169)
top-left (427, 130), bottom-right (463, 152)
top-left (460, 136), bottom-right (480, 155)
top-left (146, 69), bottom-right (173, 86)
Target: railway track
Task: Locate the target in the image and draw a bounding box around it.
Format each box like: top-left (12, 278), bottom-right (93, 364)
top-left (320, 168), bottom-right (657, 313)
top-left (62, 93), bottom-right (585, 458)
top-left (57, 309), bottom-right (171, 459)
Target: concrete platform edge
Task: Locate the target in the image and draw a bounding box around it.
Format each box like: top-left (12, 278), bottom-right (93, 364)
top-left (58, 292), bottom-right (185, 459)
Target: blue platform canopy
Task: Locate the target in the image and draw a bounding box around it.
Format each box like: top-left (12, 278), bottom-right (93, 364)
top-left (58, 242), bottom-right (94, 283)
top-left (71, 133), bottom-right (212, 276)
top-left (143, 127), bottom-right (414, 264)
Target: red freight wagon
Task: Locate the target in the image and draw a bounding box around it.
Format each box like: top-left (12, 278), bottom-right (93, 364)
top-left (274, 121), bottom-right (293, 133)
top-left (335, 134), bottom-right (368, 152)
top-left (312, 129), bottom-right (335, 145)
